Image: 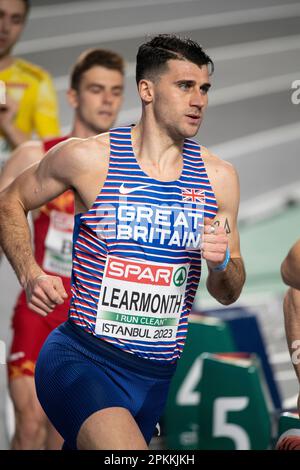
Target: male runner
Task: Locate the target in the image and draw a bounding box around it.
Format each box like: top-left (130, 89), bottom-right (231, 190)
top-left (0, 34), bottom-right (246, 450)
top-left (0, 48), bottom-right (124, 450)
top-left (0, 0), bottom-right (60, 169)
top-left (276, 239), bottom-right (300, 450)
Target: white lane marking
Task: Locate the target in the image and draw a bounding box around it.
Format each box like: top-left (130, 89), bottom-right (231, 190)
top-left (276, 370), bottom-right (298, 381)
top-left (209, 72), bottom-right (300, 106)
top-left (30, 0), bottom-right (198, 19)
top-left (63, 113), bottom-right (300, 151)
top-left (210, 34), bottom-right (300, 62)
top-left (211, 122), bottom-right (300, 160)
top-left (239, 180), bottom-right (300, 224)
top-left (109, 73), bottom-right (300, 127)
top-left (269, 351), bottom-right (292, 365)
top-left (283, 394), bottom-right (298, 409)
top-left (16, 4), bottom-right (300, 55)
top-left (53, 34), bottom-right (300, 92)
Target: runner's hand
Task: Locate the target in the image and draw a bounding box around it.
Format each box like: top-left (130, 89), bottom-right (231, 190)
top-left (275, 429), bottom-right (300, 450)
top-left (275, 389), bottom-right (300, 449)
top-left (0, 93), bottom-right (19, 131)
top-left (201, 217), bottom-right (229, 270)
top-left (25, 273), bottom-right (68, 317)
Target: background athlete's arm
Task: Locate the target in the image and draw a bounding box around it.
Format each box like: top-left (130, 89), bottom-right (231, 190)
top-left (202, 154), bottom-right (245, 305)
top-left (283, 287), bottom-right (300, 418)
top-left (0, 141), bottom-right (43, 191)
top-left (0, 93), bottom-right (30, 148)
top-left (281, 239), bottom-right (300, 289)
top-left (0, 142), bottom-right (44, 262)
top-left (281, 240), bottom-right (300, 412)
top-left (283, 288), bottom-right (300, 383)
top-left (0, 139), bottom-right (83, 315)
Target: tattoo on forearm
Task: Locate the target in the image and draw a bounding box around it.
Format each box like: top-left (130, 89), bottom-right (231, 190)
top-left (213, 218), bottom-right (231, 234)
top-left (224, 218), bottom-right (231, 234)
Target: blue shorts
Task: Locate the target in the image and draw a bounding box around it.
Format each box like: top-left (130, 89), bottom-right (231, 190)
top-left (35, 320), bottom-right (177, 449)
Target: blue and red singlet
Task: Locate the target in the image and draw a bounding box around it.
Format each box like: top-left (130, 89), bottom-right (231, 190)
top-left (69, 126), bottom-right (218, 364)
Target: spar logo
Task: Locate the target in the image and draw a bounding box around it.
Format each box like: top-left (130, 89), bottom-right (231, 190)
top-left (173, 266), bottom-right (187, 287)
top-left (106, 257), bottom-right (173, 286)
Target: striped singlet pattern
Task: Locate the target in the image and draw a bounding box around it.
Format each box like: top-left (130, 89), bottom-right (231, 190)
top-left (69, 126), bottom-right (218, 363)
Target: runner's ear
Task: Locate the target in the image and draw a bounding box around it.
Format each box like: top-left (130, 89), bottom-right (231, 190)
top-left (67, 88), bottom-right (79, 110)
top-left (138, 79), bottom-right (154, 104)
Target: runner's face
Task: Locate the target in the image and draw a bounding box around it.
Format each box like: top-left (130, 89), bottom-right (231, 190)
top-left (0, 0), bottom-right (27, 57)
top-left (151, 60), bottom-right (210, 139)
top-left (74, 66), bottom-right (124, 134)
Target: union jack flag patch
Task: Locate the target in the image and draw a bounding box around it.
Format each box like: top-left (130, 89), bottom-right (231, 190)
top-left (181, 188), bottom-right (206, 204)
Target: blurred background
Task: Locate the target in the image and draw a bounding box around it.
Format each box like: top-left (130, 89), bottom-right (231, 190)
top-left (0, 0), bottom-right (299, 449)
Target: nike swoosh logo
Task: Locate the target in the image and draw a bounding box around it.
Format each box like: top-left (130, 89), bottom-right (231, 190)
top-left (119, 183), bottom-right (152, 195)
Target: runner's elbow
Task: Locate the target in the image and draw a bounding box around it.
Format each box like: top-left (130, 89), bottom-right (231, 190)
top-left (281, 259), bottom-right (290, 286)
top-left (0, 189), bottom-right (24, 215)
top-left (217, 292), bottom-right (240, 306)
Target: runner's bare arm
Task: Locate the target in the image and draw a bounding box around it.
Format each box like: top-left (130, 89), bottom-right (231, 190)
top-left (0, 138), bottom-right (91, 314)
top-left (202, 149), bottom-right (245, 305)
top-left (281, 239), bottom-right (300, 290)
top-left (283, 288), bottom-right (300, 383)
top-left (0, 141), bottom-right (44, 192)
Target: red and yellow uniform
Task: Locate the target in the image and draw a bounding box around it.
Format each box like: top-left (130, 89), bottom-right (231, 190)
top-left (0, 58), bottom-right (60, 168)
top-left (8, 136), bottom-right (73, 380)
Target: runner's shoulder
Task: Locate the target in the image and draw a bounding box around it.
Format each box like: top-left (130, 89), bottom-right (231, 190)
top-left (62, 133), bottom-right (110, 158)
top-left (17, 140), bottom-right (43, 153)
top-left (201, 145), bottom-right (238, 183)
top-left (11, 140), bottom-right (44, 166)
top-left (93, 131), bottom-right (110, 155)
top-left (49, 135), bottom-right (110, 176)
